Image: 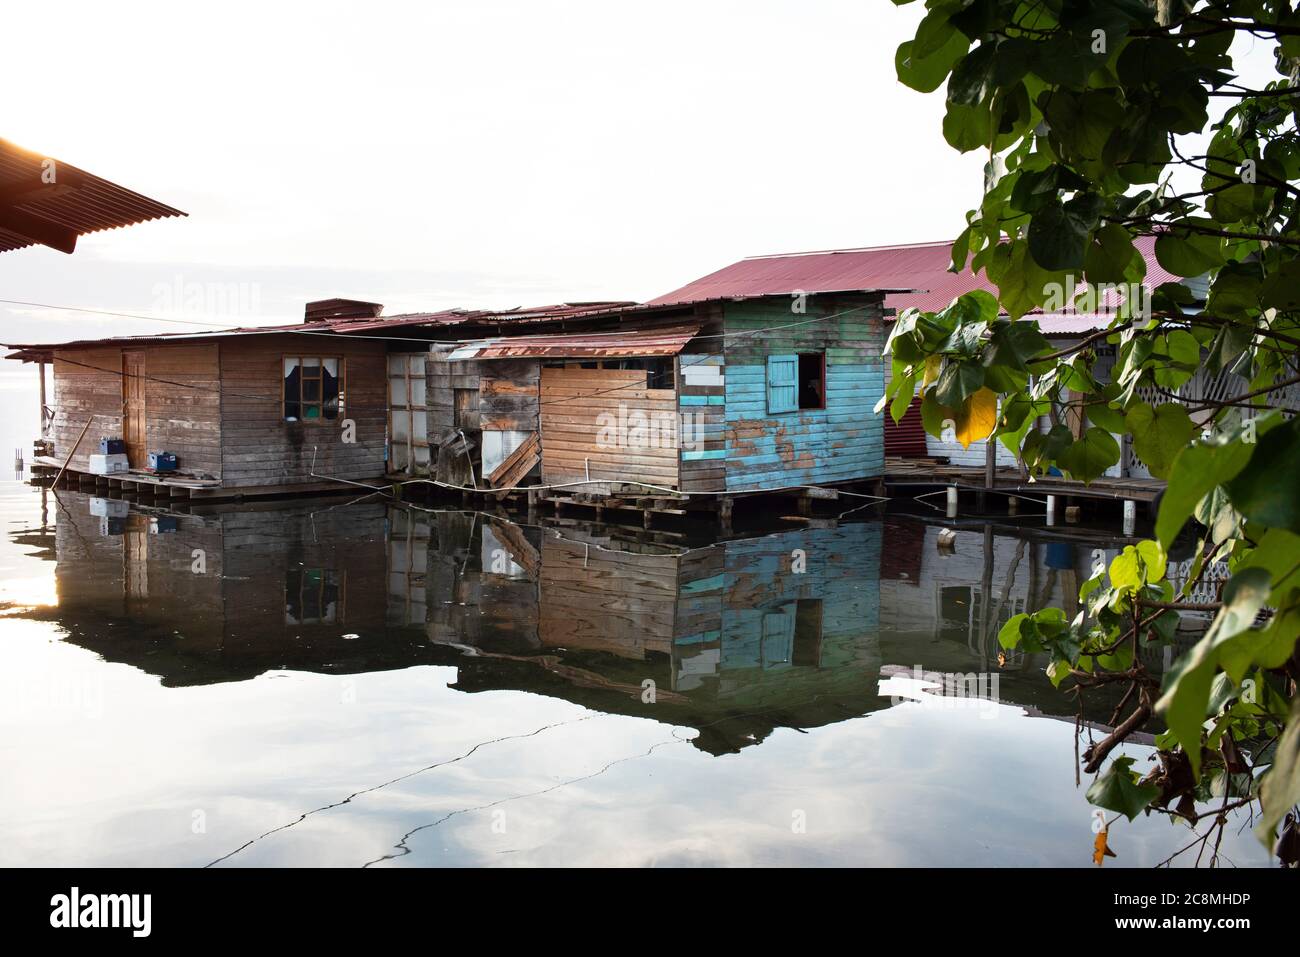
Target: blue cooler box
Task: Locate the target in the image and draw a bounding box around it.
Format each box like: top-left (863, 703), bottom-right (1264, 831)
top-left (148, 451), bottom-right (178, 472)
top-left (99, 438), bottom-right (126, 455)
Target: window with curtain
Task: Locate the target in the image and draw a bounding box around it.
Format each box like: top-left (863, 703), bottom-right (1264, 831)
top-left (284, 357), bottom-right (342, 421)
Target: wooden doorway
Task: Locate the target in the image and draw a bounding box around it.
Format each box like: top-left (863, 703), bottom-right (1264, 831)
top-left (122, 351), bottom-right (146, 468)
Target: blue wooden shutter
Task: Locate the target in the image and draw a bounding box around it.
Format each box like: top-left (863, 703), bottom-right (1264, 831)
top-left (766, 354), bottom-right (798, 413)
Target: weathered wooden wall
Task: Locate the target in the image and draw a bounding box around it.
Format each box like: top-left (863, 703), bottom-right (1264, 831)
top-left (427, 346), bottom-right (482, 435)
top-left (539, 366), bottom-right (678, 490)
top-left (52, 347), bottom-right (125, 475)
top-left (143, 343), bottom-right (222, 477)
top-left (218, 334), bottom-right (387, 488)
top-left (480, 359), bottom-right (539, 478)
top-left (51, 343), bottom-right (222, 477)
top-left (719, 295), bottom-right (886, 492)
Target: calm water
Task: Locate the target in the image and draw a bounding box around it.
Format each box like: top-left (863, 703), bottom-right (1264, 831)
top-left (0, 479), bottom-right (1270, 867)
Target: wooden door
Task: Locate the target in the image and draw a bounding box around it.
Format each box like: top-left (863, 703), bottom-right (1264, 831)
top-left (122, 351), bottom-right (146, 468)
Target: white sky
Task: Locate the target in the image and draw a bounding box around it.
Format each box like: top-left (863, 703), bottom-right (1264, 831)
top-left (1, 0), bottom-right (981, 343)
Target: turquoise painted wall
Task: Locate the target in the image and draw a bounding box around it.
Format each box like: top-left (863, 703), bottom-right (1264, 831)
top-left (721, 297), bottom-right (886, 492)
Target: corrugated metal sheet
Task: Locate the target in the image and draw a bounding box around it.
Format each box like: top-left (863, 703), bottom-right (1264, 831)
top-left (648, 236), bottom-right (1177, 332)
top-left (450, 324), bottom-right (701, 360)
top-left (0, 138), bottom-right (185, 253)
top-left (884, 403), bottom-right (928, 457)
top-left (2, 301), bottom-right (643, 353)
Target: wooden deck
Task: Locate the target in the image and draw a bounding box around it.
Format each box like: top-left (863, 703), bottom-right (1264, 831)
top-left (884, 456), bottom-right (1165, 503)
top-left (31, 457), bottom-right (374, 501)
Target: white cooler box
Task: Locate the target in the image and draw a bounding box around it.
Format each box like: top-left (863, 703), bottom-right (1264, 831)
top-left (88, 453), bottom-right (129, 475)
top-left (89, 497), bottom-right (129, 518)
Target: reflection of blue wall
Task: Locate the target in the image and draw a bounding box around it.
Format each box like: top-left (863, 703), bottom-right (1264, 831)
top-left (674, 524), bottom-right (882, 695)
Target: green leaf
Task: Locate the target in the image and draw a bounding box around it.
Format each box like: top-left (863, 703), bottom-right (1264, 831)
top-left (947, 43), bottom-right (997, 105)
top-left (998, 613), bottom-right (1029, 649)
top-left (896, 30), bottom-right (971, 94)
top-left (1257, 698), bottom-right (1300, 847)
top-left (1087, 756), bottom-right (1159, 821)
top-left (933, 360), bottom-right (984, 407)
top-left (1058, 427), bottom-right (1119, 483)
top-left (1126, 403), bottom-right (1194, 479)
top-left (983, 318), bottom-right (1049, 370)
top-left (1225, 417), bottom-right (1300, 534)
top-left (1085, 223), bottom-right (1144, 284)
top-left (889, 369), bottom-right (917, 422)
top-left (1086, 401), bottom-right (1126, 434)
top-left (1136, 540), bottom-right (1168, 582)
top-left (1154, 230), bottom-right (1224, 277)
top-left (1157, 568), bottom-right (1272, 777)
top-left (1156, 434), bottom-right (1255, 547)
top-left (1027, 196), bottom-right (1095, 271)
top-left (920, 389), bottom-right (956, 438)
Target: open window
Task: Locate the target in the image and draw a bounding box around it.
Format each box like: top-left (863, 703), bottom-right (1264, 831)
top-left (766, 353), bottom-right (825, 413)
top-left (284, 357), bottom-right (343, 422)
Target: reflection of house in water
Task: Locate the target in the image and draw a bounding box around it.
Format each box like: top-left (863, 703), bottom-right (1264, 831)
top-left (31, 490), bottom-right (1190, 753)
top-left (403, 509), bottom-right (884, 754)
top-left (45, 492), bottom-right (411, 685)
top-left (877, 518), bottom-right (1202, 678)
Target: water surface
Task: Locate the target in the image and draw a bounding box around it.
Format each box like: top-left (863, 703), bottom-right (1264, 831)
top-left (0, 480), bottom-right (1269, 867)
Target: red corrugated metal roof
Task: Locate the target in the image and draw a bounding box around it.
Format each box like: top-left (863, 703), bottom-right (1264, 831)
top-left (0, 138), bottom-right (185, 253)
top-left (647, 236), bottom-right (1175, 332)
top-left (450, 324), bottom-right (701, 360)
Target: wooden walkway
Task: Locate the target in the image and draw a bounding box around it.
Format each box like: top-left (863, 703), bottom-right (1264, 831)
top-left (884, 456), bottom-right (1165, 504)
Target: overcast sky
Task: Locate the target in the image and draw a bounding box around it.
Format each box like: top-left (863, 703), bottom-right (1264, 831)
top-left (1, 0), bottom-right (984, 346)
top-left (0, 1), bottom-right (1281, 453)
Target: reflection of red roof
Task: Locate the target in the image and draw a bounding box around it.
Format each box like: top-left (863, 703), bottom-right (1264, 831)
top-left (648, 236), bottom-right (1175, 331)
top-left (0, 138), bottom-right (185, 254)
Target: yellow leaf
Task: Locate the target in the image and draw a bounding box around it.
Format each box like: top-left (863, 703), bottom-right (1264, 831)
top-left (1092, 828), bottom-right (1117, 866)
top-left (954, 387), bottom-right (998, 448)
top-left (921, 354), bottom-right (942, 389)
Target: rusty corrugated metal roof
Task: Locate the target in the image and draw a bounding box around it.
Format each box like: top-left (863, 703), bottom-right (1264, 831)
top-left (1, 301), bottom-right (643, 352)
top-left (647, 236), bottom-right (1177, 331)
top-left (0, 138), bottom-right (185, 253)
top-left (449, 324), bottom-right (701, 360)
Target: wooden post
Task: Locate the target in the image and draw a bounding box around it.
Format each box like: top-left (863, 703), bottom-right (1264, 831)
top-left (53, 414), bottom-right (95, 488)
top-left (719, 495), bottom-right (733, 533)
top-left (946, 485), bottom-right (958, 518)
top-left (1045, 494), bottom-right (1058, 526)
top-left (1123, 500), bottom-right (1136, 537)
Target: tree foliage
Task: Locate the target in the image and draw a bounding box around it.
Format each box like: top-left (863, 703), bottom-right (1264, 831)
top-left (884, 0), bottom-right (1300, 864)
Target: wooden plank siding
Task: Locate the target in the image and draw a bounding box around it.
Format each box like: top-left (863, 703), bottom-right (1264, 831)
top-left (217, 334), bottom-right (387, 488)
top-left (51, 343), bottom-right (222, 478)
top-left (539, 366), bottom-right (678, 490)
top-left (718, 295), bottom-right (886, 492)
top-left (677, 303), bottom-right (728, 494)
